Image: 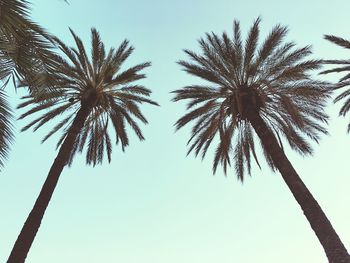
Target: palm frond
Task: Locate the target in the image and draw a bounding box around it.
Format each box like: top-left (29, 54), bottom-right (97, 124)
top-left (324, 35), bottom-right (350, 49)
top-left (323, 34), bottom-right (350, 130)
top-left (243, 17), bottom-right (260, 74)
top-left (0, 90), bottom-right (14, 169)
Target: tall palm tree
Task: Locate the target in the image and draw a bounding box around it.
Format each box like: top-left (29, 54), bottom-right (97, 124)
top-left (0, 0), bottom-right (56, 169)
top-left (172, 18), bottom-right (350, 263)
top-left (321, 34), bottom-right (350, 132)
top-left (7, 28), bottom-right (158, 263)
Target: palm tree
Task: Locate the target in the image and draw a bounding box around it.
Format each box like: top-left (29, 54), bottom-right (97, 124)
top-left (0, 0), bottom-right (56, 169)
top-left (172, 18), bottom-right (350, 263)
top-left (321, 34), bottom-right (350, 132)
top-left (7, 28), bottom-right (158, 263)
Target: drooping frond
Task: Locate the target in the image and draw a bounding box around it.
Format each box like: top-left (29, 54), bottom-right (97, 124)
top-left (0, 90), bottom-right (14, 169)
top-left (173, 18), bottom-right (330, 180)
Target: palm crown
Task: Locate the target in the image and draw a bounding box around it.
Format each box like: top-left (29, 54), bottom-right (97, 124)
top-left (172, 18), bottom-right (330, 180)
top-left (18, 28), bottom-right (158, 166)
top-left (0, 0), bottom-right (56, 169)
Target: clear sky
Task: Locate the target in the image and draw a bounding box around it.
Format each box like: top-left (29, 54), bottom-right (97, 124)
top-left (0, 0), bottom-right (349, 262)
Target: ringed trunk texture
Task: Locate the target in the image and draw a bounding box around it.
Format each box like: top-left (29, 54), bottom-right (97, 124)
top-left (247, 110), bottom-right (350, 263)
top-left (7, 105), bottom-right (91, 263)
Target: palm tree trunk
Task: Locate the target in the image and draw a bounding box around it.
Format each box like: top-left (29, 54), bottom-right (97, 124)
top-left (247, 110), bottom-right (350, 263)
top-left (7, 105), bottom-right (91, 263)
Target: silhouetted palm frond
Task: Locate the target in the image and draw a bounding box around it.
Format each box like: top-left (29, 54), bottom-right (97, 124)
top-left (322, 34), bottom-right (350, 131)
top-left (0, 89), bottom-right (14, 168)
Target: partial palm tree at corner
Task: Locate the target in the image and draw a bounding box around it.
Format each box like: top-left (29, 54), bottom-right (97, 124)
top-left (172, 18), bottom-right (350, 263)
top-left (7, 28), bottom-right (158, 263)
top-left (0, 0), bottom-right (55, 87)
top-left (321, 34), bottom-right (350, 133)
top-left (0, 0), bottom-right (56, 169)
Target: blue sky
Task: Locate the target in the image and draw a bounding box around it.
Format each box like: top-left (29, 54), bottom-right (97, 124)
top-left (0, 0), bottom-right (349, 262)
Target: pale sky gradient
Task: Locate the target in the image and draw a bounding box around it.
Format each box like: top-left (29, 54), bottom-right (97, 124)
top-left (0, 0), bottom-right (350, 262)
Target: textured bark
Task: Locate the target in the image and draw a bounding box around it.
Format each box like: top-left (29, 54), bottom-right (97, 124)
top-left (7, 105), bottom-right (91, 263)
top-left (247, 110), bottom-right (350, 263)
